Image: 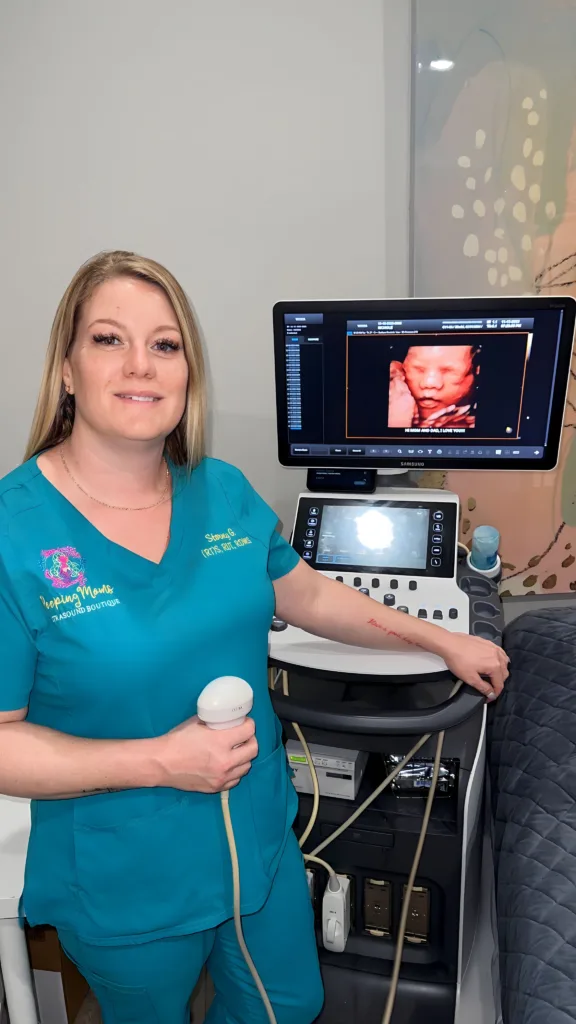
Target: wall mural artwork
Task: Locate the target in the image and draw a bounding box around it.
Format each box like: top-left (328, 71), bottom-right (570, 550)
top-left (412, 0), bottom-right (576, 595)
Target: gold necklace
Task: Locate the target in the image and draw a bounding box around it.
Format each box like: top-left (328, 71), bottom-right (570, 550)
top-left (59, 447), bottom-right (171, 511)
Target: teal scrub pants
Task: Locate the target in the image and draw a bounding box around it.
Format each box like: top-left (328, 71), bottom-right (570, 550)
top-left (58, 833), bottom-right (324, 1024)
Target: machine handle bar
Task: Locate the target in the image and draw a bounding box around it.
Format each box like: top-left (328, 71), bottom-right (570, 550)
top-left (270, 685), bottom-right (484, 736)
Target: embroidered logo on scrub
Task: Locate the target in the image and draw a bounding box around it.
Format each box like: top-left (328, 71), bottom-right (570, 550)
top-left (41, 546), bottom-right (87, 589)
top-left (201, 527), bottom-right (252, 559)
top-left (39, 547), bottom-right (120, 623)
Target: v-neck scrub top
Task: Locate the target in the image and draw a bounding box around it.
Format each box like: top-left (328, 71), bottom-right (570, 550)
top-left (0, 456), bottom-right (300, 944)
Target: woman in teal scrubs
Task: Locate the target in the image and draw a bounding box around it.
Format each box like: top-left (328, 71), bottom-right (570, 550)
top-left (0, 251), bottom-right (508, 1023)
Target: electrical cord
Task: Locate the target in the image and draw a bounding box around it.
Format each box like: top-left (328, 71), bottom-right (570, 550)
top-left (277, 667), bottom-right (463, 1024)
top-left (293, 723), bottom-right (320, 849)
top-left (221, 789), bottom-right (277, 1024)
top-left (304, 853), bottom-right (339, 884)
top-left (381, 729), bottom-right (445, 1024)
top-left (309, 679), bottom-right (462, 860)
top-left (280, 670), bottom-right (321, 850)
top-left (308, 733), bottom-right (431, 859)
top-left (306, 681), bottom-right (461, 1023)
top-left (222, 661), bottom-right (449, 1024)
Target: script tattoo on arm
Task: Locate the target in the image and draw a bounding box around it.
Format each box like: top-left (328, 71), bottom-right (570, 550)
top-left (367, 617), bottom-right (427, 651)
top-left (81, 788), bottom-right (119, 795)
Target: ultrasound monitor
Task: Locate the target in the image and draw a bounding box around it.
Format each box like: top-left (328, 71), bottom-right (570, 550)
top-left (273, 296), bottom-right (576, 472)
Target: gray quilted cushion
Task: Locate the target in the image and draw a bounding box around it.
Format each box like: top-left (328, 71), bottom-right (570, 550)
top-left (490, 607), bottom-right (576, 1023)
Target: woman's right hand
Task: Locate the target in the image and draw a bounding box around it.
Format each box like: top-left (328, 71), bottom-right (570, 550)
top-left (153, 716), bottom-right (258, 793)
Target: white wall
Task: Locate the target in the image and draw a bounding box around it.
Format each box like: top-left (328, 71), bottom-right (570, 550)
top-left (0, 0), bottom-right (393, 529)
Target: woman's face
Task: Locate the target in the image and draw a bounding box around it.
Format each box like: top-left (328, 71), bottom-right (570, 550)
top-left (64, 276), bottom-right (189, 446)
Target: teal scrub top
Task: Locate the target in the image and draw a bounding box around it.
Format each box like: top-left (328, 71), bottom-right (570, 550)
top-left (0, 456), bottom-right (300, 945)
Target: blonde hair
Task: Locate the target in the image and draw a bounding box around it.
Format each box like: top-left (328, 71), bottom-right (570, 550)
top-left (24, 250), bottom-right (207, 467)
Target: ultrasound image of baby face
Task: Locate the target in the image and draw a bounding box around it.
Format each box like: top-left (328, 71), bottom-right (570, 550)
top-left (389, 345), bottom-right (476, 428)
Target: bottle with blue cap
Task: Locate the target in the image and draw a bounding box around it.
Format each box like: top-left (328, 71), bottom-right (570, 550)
top-left (467, 525), bottom-right (501, 579)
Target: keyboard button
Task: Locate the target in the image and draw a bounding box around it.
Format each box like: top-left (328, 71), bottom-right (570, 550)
top-left (449, 608), bottom-right (458, 619)
top-left (354, 577), bottom-right (362, 587)
top-left (433, 610), bottom-right (443, 620)
top-left (384, 594), bottom-right (396, 606)
top-left (418, 609), bottom-right (428, 618)
top-left (409, 581), bottom-right (418, 591)
top-left (431, 546), bottom-right (442, 556)
top-left (433, 511), bottom-right (444, 520)
top-left (359, 588), bottom-right (370, 595)
top-left (372, 578), bottom-right (380, 589)
top-left (433, 523), bottom-right (443, 533)
top-left (397, 606), bottom-right (409, 613)
top-left (431, 557), bottom-right (441, 567)
top-left (390, 579), bottom-right (399, 590)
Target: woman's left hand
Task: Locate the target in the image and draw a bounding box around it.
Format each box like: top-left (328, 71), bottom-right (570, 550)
top-left (437, 632), bottom-right (509, 700)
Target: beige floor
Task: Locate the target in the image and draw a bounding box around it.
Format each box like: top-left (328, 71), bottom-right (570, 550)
top-left (75, 970), bottom-right (213, 1023)
top-left (74, 993), bottom-right (100, 1024)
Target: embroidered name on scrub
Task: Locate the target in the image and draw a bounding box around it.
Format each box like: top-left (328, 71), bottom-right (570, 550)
top-left (201, 528), bottom-right (252, 558)
top-left (40, 586), bottom-right (120, 622)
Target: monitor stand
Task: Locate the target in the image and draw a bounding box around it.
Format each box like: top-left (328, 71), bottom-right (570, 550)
top-left (306, 467), bottom-right (410, 494)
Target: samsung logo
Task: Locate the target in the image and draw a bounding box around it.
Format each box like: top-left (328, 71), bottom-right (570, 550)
top-left (401, 461), bottom-right (425, 467)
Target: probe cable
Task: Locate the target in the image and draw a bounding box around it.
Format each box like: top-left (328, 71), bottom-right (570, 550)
top-left (221, 790), bottom-right (278, 1024)
top-left (381, 728), bottom-right (445, 1024)
top-left (278, 667), bottom-right (462, 1024)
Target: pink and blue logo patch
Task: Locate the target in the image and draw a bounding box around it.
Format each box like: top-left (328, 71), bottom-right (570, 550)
top-left (41, 547), bottom-right (87, 590)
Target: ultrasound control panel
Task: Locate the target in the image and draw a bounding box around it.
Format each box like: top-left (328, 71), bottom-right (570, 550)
top-left (269, 490), bottom-right (475, 677)
top-left (293, 494), bottom-right (458, 579)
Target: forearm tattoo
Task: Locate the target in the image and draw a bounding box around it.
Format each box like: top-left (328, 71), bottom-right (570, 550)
top-left (367, 617), bottom-right (426, 651)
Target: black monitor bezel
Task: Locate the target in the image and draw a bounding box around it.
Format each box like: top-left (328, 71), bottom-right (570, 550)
top-left (273, 295), bottom-right (576, 472)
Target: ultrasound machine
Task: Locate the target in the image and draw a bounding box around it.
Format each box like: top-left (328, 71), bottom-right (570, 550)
top-left (267, 296), bottom-right (575, 1024)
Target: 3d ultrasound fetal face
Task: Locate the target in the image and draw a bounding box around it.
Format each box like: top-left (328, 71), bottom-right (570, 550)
top-left (388, 344), bottom-right (476, 428)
